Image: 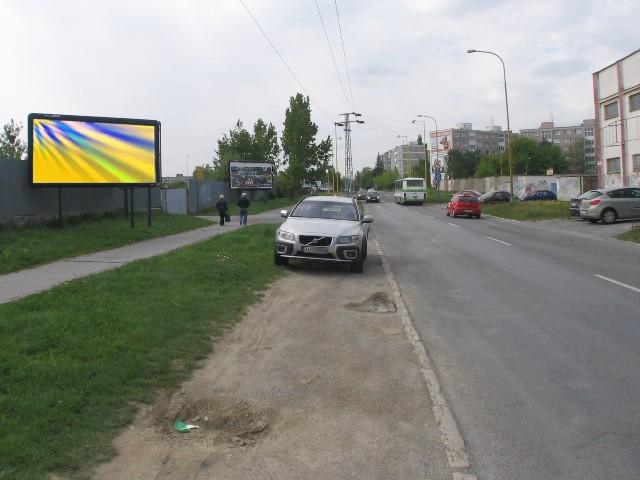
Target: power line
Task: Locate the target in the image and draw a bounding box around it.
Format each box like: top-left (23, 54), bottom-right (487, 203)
top-left (238, 0), bottom-right (332, 122)
top-left (334, 0), bottom-right (355, 111)
top-left (314, 0), bottom-right (350, 108)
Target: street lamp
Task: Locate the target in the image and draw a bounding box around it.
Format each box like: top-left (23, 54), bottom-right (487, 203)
top-left (334, 122), bottom-right (344, 193)
top-left (467, 49), bottom-right (514, 202)
top-left (412, 119), bottom-right (428, 189)
top-left (417, 114), bottom-right (439, 189)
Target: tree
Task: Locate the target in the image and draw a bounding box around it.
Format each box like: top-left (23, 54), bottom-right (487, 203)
top-left (373, 169), bottom-right (398, 190)
top-left (566, 138), bottom-right (585, 174)
top-left (0, 119), bottom-right (26, 160)
top-left (511, 137), bottom-right (568, 175)
top-left (212, 118), bottom-right (280, 181)
top-left (372, 153), bottom-right (385, 176)
top-left (447, 149), bottom-right (481, 179)
top-left (475, 154), bottom-right (501, 177)
top-left (281, 93), bottom-right (329, 195)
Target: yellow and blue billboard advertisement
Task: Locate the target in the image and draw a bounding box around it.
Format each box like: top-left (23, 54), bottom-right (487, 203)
top-left (29, 114), bottom-right (161, 186)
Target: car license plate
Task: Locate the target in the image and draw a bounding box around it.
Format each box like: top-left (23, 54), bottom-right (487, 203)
top-left (465, 209), bottom-right (473, 213)
top-left (302, 246), bottom-right (328, 254)
top-left (581, 209), bottom-right (587, 214)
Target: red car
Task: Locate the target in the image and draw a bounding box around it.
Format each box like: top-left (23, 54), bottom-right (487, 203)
top-left (446, 193), bottom-right (481, 218)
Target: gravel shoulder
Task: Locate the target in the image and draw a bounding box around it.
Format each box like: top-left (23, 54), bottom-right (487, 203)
top-left (90, 250), bottom-right (450, 480)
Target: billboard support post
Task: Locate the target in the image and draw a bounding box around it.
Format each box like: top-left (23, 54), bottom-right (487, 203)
top-left (147, 188), bottom-right (152, 227)
top-left (58, 187), bottom-right (63, 226)
top-left (124, 188), bottom-right (129, 218)
top-left (130, 188), bottom-right (135, 229)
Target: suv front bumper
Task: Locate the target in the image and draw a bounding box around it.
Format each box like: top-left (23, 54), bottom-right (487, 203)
top-left (275, 240), bottom-right (362, 263)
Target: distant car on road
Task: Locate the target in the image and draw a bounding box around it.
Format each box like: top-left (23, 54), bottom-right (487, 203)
top-left (579, 187), bottom-right (640, 224)
top-left (479, 190), bottom-right (511, 203)
top-left (366, 189), bottom-right (380, 203)
top-left (355, 190), bottom-right (367, 201)
top-left (274, 195), bottom-right (373, 273)
top-left (446, 193), bottom-right (481, 218)
top-left (520, 190), bottom-right (557, 201)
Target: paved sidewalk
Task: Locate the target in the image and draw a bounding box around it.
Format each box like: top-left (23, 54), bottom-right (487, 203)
top-left (0, 211), bottom-right (283, 305)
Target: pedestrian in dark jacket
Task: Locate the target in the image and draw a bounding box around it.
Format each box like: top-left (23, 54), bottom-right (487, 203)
top-left (237, 192), bottom-right (250, 226)
top-left (216, 194), bottom-right (228, 226)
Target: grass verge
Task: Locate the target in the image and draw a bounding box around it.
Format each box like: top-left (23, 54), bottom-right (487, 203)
top-left (0, 212), bottom-right (212, 275)
top-left (201, 196), bottom-right (301, 217)
top-left (618, 225), bottom-right (640, 243)
top-left (426, 189), bottom-right (453, 204)
top-left (482, 200), bottom-right (571, 221)
top-left (0, 224), bottom-right (284, 480)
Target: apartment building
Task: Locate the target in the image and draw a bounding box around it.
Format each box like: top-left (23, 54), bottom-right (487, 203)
top-left (381, 142), bottom-right (426, 178)
top-left (519, 119), bottom-right (596, 173)
top-left (593, 48), bottom-right (640, 188)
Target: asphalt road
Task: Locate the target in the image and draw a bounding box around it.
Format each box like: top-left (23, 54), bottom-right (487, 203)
top-left (368, 199), bottom-right (640, 480)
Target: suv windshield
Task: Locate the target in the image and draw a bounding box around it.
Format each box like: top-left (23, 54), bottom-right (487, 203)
top-left (291, 201), bottom-right (357, 221)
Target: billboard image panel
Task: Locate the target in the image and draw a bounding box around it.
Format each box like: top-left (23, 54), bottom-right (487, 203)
top-left (230, 162), bottom-right (273, 189)
top-left (29, 113), bottom-right (161, 186)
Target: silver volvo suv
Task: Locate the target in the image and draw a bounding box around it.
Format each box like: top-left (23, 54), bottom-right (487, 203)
top-left (274, 196), bottom-right (373, 273)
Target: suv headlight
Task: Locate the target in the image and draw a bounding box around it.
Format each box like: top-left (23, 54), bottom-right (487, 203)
top-left (278, 230), bottom-right (295, 242)
top-left (338, 235), bottom-right (360, 244)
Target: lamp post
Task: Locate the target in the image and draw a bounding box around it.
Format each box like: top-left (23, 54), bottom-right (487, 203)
top-left (417, 114), bottom-right (438, 190)
top-left (467, 49), bottom-right (514, 202)
top-left (334, 122), bottom-right (344, 193)
top-left (412, 119), bottom-right (428, 189)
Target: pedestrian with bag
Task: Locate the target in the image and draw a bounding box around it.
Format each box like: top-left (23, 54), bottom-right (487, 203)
top-left (216, 194), bottom-right (229, 226)
top-left (237, 192), bottom-right (250, 226)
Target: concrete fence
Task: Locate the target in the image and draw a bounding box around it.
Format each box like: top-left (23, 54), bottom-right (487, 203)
top-left (446, 175), bottom-right (597, 200)
top-left (0, 158), bottom-right (161, 221)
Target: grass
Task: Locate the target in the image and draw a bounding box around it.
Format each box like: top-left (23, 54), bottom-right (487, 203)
top-left (482, 200), bottom-right (571, 221)
top-left (0, 224), bottom-right (284, 480)
top-left (618, 225), bottom-right (640, 243)
top-left (201, 196), bottom-right (301, 216)
top-left (0, 212), bottom-right (212, 275)
top-left (426, 189), bottom-right (453, 204)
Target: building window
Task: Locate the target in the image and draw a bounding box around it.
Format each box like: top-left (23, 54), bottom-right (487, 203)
top-left (633, 154), bottom-right (640, 172)
top-left (606, 157), bottom-right (621, 174)
top-left (604, 101), bottom-right (618, 120)
top-left (630, 92), bottom-right (640, 112)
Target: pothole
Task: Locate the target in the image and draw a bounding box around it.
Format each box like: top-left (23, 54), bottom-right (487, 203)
top-left (345, 292), bottom-right (397, 313)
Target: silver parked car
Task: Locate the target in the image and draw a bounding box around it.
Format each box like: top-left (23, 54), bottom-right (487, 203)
top-left (579, 187), bottom-right (640, 224)
top-left (274, 196), bottom-right (373, 273)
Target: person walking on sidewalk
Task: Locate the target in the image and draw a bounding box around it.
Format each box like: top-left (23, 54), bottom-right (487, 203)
top-left (216, 194), bottom-right (228, 226)
top-left (237, 192), bottom-right (250, 226)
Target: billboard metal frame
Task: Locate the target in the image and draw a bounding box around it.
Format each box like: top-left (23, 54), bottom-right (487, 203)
top-left (28, 113), bottom-right (162, 187)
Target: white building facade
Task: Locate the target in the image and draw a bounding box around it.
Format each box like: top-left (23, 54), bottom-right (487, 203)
top-left (593, 49), bottom-right (640, 188)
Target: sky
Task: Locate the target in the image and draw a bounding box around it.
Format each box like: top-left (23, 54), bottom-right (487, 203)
top-left (1, 0), bottom-right (638, 177)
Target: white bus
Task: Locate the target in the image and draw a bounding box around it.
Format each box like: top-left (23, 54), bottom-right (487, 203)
top-left (394, 177), bottom-right (426, 205)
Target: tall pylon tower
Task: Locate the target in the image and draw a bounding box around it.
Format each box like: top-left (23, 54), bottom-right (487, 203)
top-left (338, 112), bottom-right (363, 194)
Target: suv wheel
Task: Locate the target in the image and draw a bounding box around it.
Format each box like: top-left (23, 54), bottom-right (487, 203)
top-left (601, 208), bottom-right (617, 225)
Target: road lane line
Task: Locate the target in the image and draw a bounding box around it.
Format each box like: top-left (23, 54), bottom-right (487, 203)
top-left (447, 223), bottom-right (461, 228)
top-left (594, 274), bottom-right (640, 293)
top-left (487, 236), bottom-right (512, 246)
top-left (375, 240), bottom-right (476, 478)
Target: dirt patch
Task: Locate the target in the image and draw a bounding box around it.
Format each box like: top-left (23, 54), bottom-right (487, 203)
top-left (153, 392), bottom-right (272, 446)
top-left (345, 291), bottom-right (397, 313)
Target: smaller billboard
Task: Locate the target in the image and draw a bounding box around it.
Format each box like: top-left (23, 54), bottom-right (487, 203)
top-left (230, 162), bottom-right (273, 190)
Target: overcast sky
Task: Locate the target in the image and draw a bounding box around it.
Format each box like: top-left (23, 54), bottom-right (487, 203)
top-left (1, 0), bottom-right (637, 176)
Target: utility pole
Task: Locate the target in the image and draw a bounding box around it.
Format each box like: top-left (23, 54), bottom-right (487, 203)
top-left (338, 112), bottom-right (364, 195)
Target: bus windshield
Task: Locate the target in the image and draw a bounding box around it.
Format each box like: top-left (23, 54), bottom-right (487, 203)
top-left (405, 180), bottom-right (424, 188)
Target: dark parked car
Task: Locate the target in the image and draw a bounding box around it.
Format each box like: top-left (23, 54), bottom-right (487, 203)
top-left (520, 190), bottom-right (557, 201)
top-left (479, 190), bottom-right (511, 203)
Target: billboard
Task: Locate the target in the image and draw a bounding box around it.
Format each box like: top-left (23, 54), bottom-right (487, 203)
top-left (28, 113), bottom-right (161, 186)
top-left (230, 162), bottom-right (273, 189)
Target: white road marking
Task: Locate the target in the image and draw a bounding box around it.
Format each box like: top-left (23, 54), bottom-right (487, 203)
top-left (427, 215), bottom-right (434, 219)
top-left (448, 223), bottom-right (461, 228)
top-left (487, 236), bottom-right (512, 246)
top-left (594, 274), bottom-right (640, 294)
top-left (375, 240), bottom-right (476, 478)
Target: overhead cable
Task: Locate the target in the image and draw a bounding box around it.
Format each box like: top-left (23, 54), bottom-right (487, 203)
top-left (238, 0), bottom-right (332, 122)
top-left (334, 0), bottom-right (355, 110)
